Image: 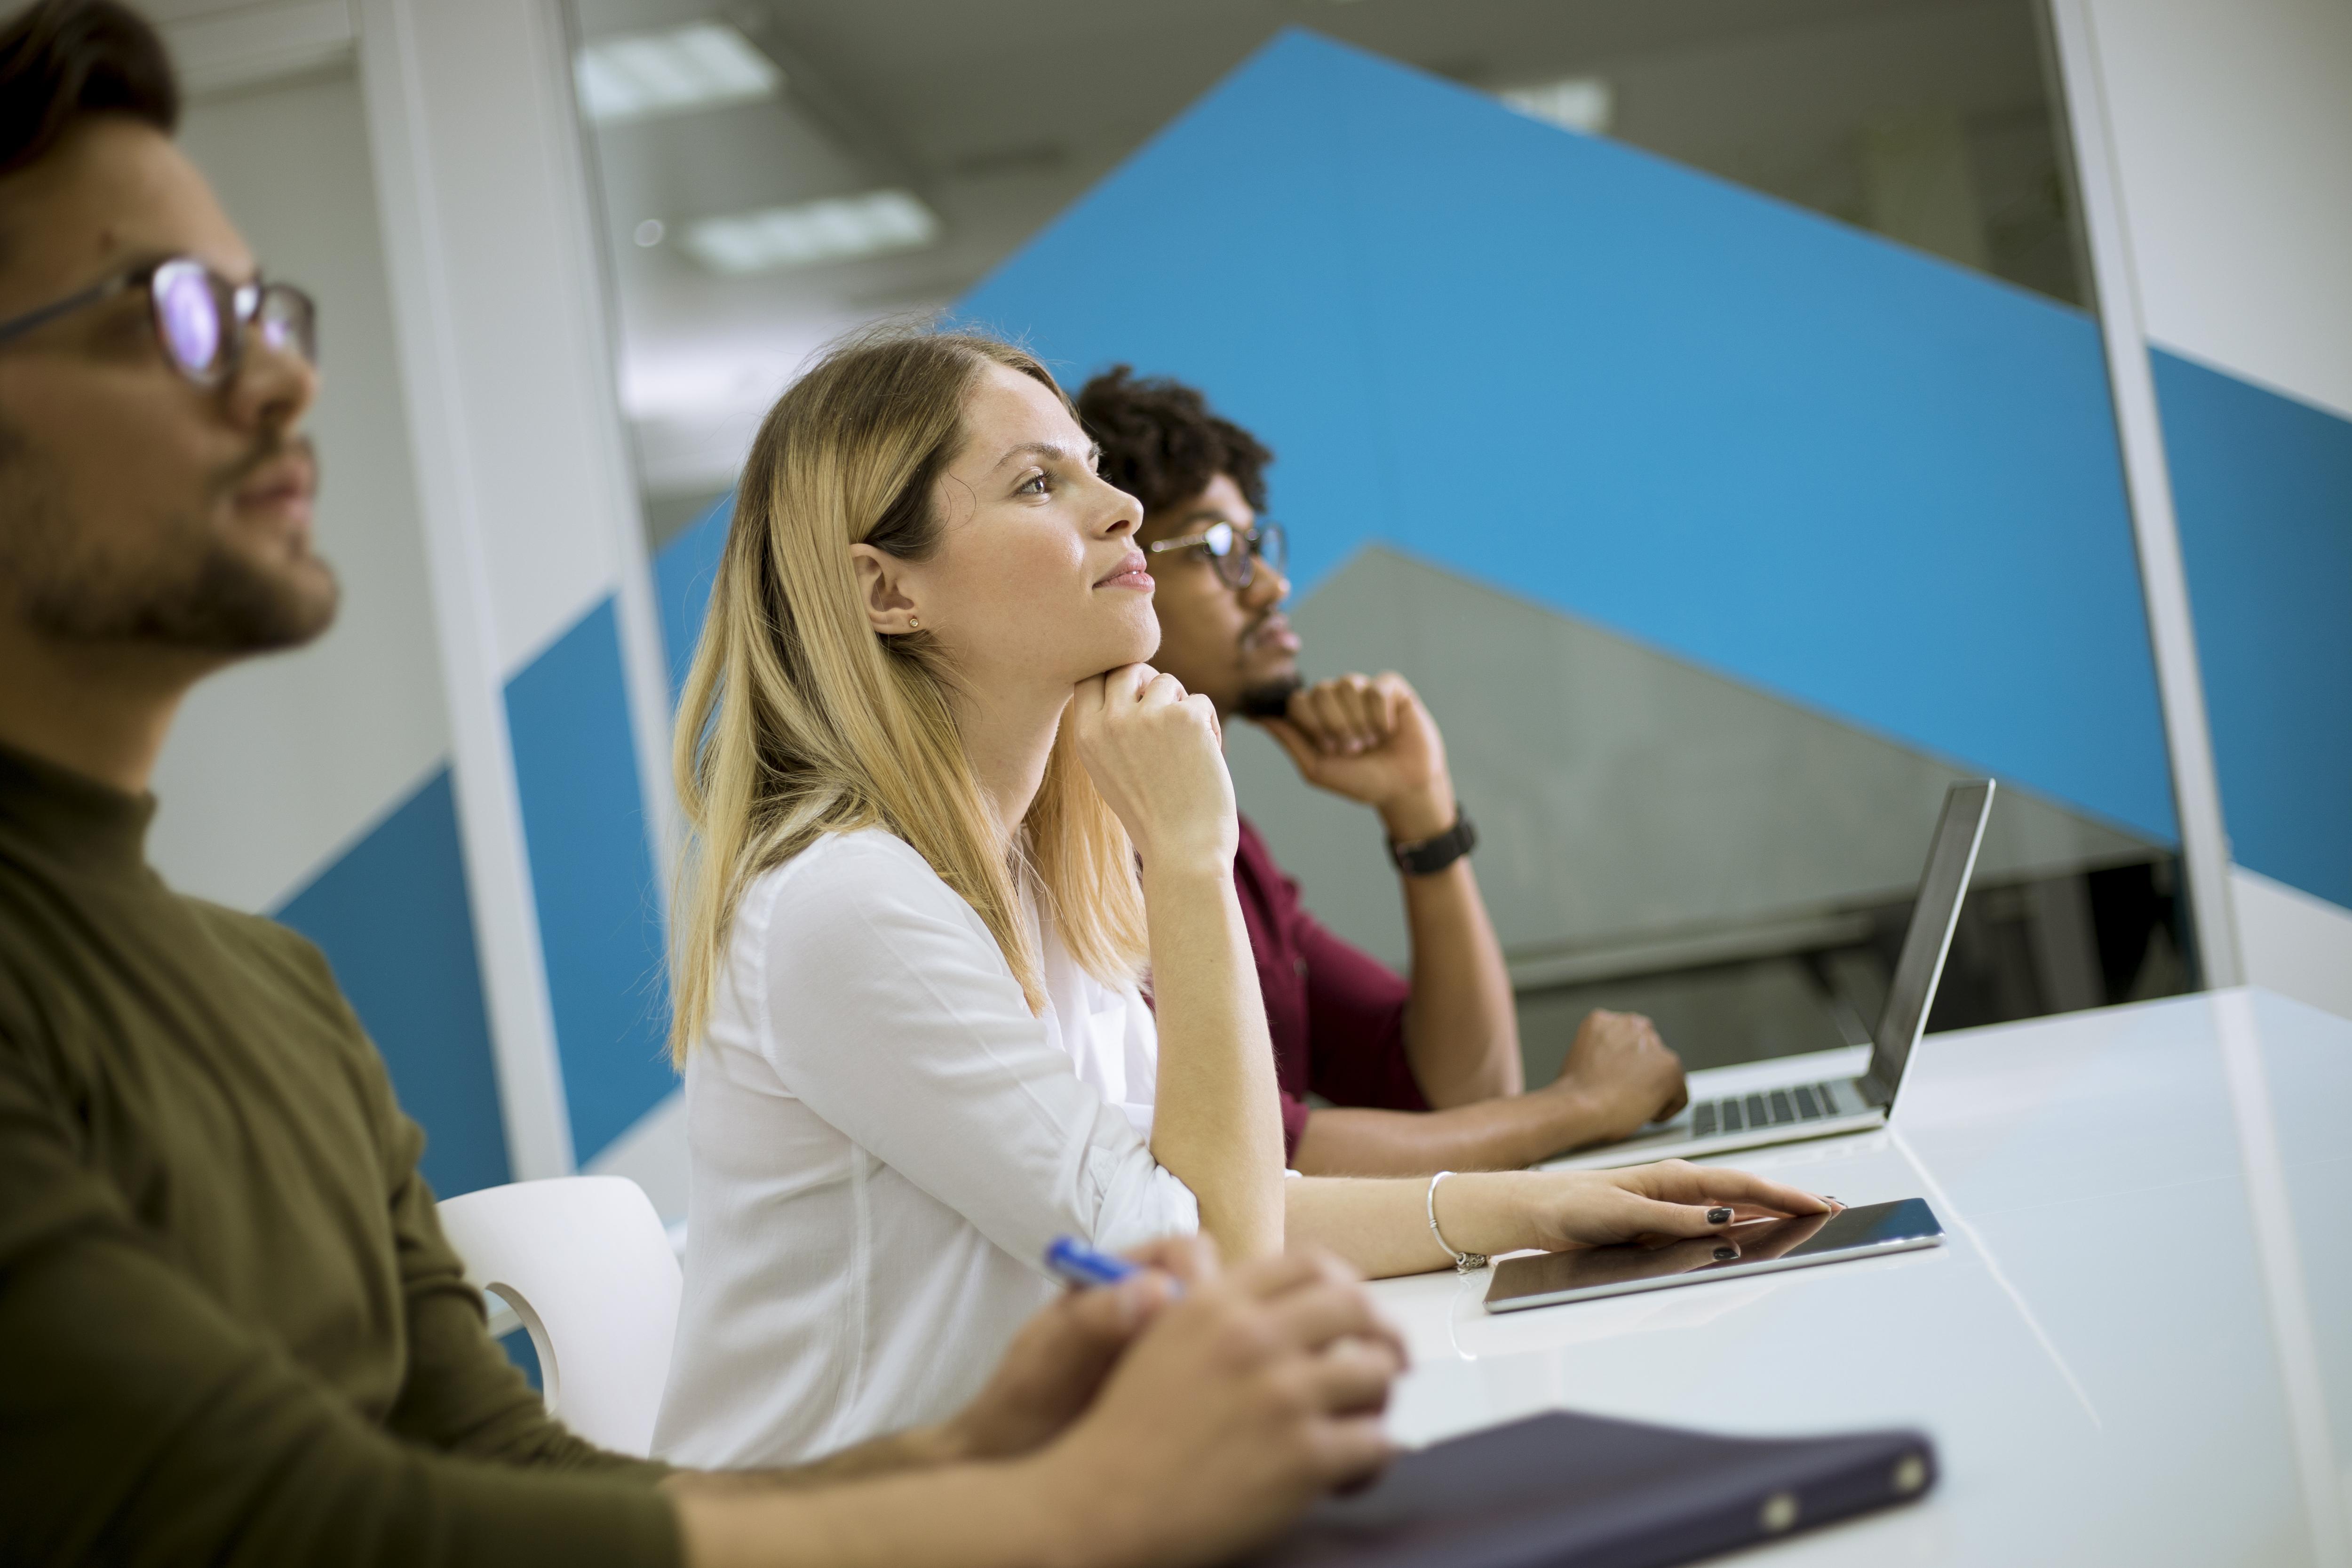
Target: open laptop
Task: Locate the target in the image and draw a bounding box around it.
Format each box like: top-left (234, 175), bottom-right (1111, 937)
top-left (1545, 778), bottom-right (1994, 1170)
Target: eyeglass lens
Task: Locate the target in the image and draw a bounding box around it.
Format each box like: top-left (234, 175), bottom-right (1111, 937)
top-left (153, 261), bottom-right (223, 378)
top-left (149, 259), bottom-right (318, 384)
top-left (255, 286), bottom-right (315, 363)
top-left (1208, 520), bottom-right (1287, 588)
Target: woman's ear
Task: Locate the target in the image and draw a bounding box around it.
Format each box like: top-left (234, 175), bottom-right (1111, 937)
top-left (848, 542), bottom-right (925, 637)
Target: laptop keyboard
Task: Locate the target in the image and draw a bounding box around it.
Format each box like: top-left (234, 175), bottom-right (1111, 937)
top-left (1690, 1082), bottom-right (1849, 1138)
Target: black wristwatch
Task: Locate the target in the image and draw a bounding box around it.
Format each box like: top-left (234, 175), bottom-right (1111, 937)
top-left (1389, 809), bottom-right (1477, 877)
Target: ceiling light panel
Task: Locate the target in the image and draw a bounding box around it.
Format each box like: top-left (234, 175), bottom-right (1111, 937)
top-left (682, 191), bottom-right (941, 276)
top-left (1500, 77), bottom-right (1614, 136)
top-left (576, 22), bottom-right (781, 126)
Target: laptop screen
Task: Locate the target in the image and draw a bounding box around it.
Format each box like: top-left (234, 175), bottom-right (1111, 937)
top-left (1862, 779), bottom-right (1996, 1107)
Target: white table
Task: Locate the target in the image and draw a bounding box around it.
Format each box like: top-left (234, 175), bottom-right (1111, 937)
top-left (1366, 988), bottom-right (2352, 1566)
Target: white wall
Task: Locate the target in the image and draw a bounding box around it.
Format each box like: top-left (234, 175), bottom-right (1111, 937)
top-left (357, 0), bottom-right (657, 676)
top-left (2080, 0), bottom-right (2352, 1017)
top-left (138, 1), bottom-right (687, 1194)
top-left (152, 67), bottom-right (449, 913)
top-left (2234, 869), bottom-right (2352, 1022)
top-left (359, 0), bottom-right (679, 1180)
top-left (2086, 0), bottom-right (2352, 422)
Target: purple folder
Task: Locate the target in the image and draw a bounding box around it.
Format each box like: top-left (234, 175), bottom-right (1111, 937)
top-left (1250, 1409), bottom-right (1936, 1568)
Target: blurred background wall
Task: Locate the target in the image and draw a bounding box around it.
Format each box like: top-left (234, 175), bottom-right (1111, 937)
top-left (141, 7), bottom-right (513, 1198)
top-left (2075, 0), bottom-right (2352, 1015)
top-left (945, 27), bottom-right (2181, 1080)
top-left (122, 0), bottom-right (2349, 1220)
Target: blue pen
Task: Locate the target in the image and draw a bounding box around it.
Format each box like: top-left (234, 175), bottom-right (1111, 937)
top-left (1044, 1235), bottom-right (1161, 1291)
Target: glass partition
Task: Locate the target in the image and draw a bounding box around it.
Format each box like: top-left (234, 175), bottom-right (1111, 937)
top-left (1223, 549), bottom-right (2183, 1079)
top-left (566, 0), bottom-right (2185, 1076)
top-left (571, 0), bottom-right (2088, 552)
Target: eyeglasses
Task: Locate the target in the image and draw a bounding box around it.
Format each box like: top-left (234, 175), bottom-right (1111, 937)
top-left (0, 255), bottom-right (316, 387)
top-left (1146, 517), bottom-right (1287, 590)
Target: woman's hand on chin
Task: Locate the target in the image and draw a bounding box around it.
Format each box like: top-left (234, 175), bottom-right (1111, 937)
top-left (1439, 1162), bottom-right (1836, 1259)
top-left (1072, 663), bottom-right (1239, 880)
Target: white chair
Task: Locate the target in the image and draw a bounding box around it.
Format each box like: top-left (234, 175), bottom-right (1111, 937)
top-left (437, 1175), bottom-right (681, 1457)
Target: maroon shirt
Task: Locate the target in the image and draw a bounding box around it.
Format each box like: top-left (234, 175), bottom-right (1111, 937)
top-left (1233, 814), bottom-right (1430, 1158)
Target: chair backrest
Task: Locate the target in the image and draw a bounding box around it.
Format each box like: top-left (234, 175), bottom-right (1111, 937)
top-left (436, 1175), bottom-right (682, 1457)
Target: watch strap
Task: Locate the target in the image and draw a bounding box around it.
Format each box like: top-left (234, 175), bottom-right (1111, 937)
top-left (1390, 809), bottom-right (1476, 876)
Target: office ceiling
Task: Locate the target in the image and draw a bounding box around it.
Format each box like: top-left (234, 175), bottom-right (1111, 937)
top-left (567, 0), bottom-right (2068, 500)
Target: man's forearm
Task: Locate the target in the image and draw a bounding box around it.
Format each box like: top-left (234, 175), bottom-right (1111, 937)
top-left (661, 1422), bottom-right (965, 1497)
top-left (1291, 1090), bottom-right (1614, 1177)
top-left (673, 1457), bottom-right (1091, 1568)
top-left (1392, 847), bottom-right (1522, 1107)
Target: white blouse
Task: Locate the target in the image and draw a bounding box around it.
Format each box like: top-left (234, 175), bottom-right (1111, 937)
top-left (652, 827), bottom-right (1199, 1466)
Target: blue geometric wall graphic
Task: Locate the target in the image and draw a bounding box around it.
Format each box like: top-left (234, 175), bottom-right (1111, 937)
top-left (2157, 350), bottom-right (2352, 910)
top-left (959, 28), bottom-right (2175, 844)
top-left (505, 598), bottom-right (676, 1163)
top-left (657, 495), bottom-right (733, 702)
top-left (275, 766), bottom-right (511, 1198)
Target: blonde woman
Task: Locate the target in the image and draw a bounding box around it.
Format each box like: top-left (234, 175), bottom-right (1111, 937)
top-left (654, 330), bottom-right (1828, 1467)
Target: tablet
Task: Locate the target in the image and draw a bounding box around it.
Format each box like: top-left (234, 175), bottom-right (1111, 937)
top-left (1482, 1198), bottom-right (1943, 1313)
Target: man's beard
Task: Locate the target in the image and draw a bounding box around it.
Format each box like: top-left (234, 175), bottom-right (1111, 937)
top-left (1234, 604), bottom-right (1302, 719)
top-left (0, 427), bottom-right (339, 654)
top-left (1238, 672), bottom-right (1303, 720)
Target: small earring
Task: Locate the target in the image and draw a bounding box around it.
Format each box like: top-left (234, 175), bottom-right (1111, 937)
top-left (907, 615), bottom-right (920, 630)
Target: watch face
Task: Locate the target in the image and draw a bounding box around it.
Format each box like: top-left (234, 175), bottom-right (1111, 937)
top-left (1394, 813), bottom-right (1473, 875)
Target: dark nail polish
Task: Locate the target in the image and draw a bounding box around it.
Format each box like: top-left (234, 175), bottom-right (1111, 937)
top-left (1707, 1206), bottom-right (1732, 1225)
top-left (1713, 1245), bottom-right (1738, 1261)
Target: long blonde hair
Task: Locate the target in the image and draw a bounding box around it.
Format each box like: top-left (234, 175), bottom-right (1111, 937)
top-left (667, 328), bottom-right (1150, 1063)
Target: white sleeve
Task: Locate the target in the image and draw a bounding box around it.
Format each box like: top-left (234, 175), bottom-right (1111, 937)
top-left (746, 835), bottom-right (1199, 1265)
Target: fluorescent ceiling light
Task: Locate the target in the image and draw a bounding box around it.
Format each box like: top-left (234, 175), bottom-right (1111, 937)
top-left (576, 22), bottom-right (780, 125)
top-left (1500, 77), bottom-right (1613, 136)
top-left (682, 191), bottom-right (941, 276)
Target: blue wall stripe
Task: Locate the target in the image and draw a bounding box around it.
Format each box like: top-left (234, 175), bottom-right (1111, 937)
top-left (504, 598), bottom-right (677, 1162)
top-left (656, 495), bottom-right (734, 703)
top-left (2156, 350), bottom-right (2352, 911)
top-left (275, 767), bottom-right (511, 1198)
top-left (959, 28), bottom-right (2175, 844)
top-left (499, 1325), bottom-right (543, 1391)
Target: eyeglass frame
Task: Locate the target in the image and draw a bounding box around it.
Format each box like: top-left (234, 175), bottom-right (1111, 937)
top-left (1145, 517), bottom-right (1287, 590)
top-left (0, 253), bottom-right (317, 389)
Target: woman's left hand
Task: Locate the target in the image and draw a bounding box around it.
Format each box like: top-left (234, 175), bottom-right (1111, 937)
top-left (1442, 1161), bottom-right (1835, 1259)
top-left (1070, 662), bottom-right (1237, 880)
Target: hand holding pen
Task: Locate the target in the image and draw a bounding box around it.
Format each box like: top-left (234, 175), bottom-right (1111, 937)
top-left (936, 1236), bottom-right (1208, 1464)
top-left (1025, 1238), bottom-right (1409, 1561)
top-left (911, 1235), bottom-right (1407, 1567)
top-left (939, 1235), bottom-right (1404, 1457)
top-left (1045, 1234), bottom-right (1181, 1293)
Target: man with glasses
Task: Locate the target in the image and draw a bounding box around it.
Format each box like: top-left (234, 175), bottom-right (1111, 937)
top-left (1079, 368), bottom-right (1690, 1177)
top-left (0, 5), bottom-right (1402, 1566)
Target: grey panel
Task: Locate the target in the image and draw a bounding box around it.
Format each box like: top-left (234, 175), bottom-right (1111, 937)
top-left (1224, 546), bottom-right (2155, 977)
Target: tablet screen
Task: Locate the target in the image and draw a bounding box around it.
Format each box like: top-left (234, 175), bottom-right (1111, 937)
top-left (1483, 1198), bottom-right (1943, 1312)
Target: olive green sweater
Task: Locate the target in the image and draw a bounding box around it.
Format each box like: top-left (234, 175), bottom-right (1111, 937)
top-left (0, 741), bottom-right (682, 1567)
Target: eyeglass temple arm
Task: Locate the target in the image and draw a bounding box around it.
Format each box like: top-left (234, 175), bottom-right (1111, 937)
top-left (0, 265), bottom-right (151, 350)
top-left (1147, 525), bottom-right (1265, 555)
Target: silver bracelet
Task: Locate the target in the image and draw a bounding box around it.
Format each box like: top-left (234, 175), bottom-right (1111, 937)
top-left (1425, 1170), bottom-right (1490, 1273)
